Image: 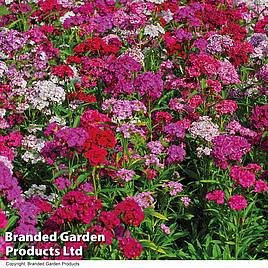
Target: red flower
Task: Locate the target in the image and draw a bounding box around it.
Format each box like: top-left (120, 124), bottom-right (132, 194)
top-left (85, 127), bottom-right (116, 149)
top-left (40, 25), bottom-right (54, 34)
top-left (51, 191), bottom-right (102, 225)
top-left (30, 196), bottom-right (53, 213)
top-left (99, 211), bottom-right (120, 230)
top-left (66, 56), bottom-right (81, 64)
top-left (118, 237), bottom-right (142, 259)
top-left (74, 43), bottom-right (86, 54)
top-left (188, 95), bottom-right (203, 109)
top-left (51, 65), bottom-right (74, 78)
top-left (87, 225), bottom-right (114, 245)
top-left (215, 100), bottom-right (238, 114)
top-left (85, 145), bottom-right (107, 166)
top-left (114, 199), bottom-right (144, 226)
top-left (80, 109), bottom-right (111, 128)
top-left (77, 92), bottom-right (96, 103)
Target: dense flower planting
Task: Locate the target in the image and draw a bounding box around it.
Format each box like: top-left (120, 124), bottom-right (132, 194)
top-left (0, 0), bottom-right (267, 260)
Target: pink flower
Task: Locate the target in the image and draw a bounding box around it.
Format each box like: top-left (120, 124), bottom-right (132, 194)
top-left (215, 100), bottom-right (238, 114)
top-left (228, 195), bottom-right (248, 210)
top-left (230, 164), bottom-right (262, 188)
top-left (160, 224), bottom-right (171, 235)
top-left (118, 237), bottom-right (142, 259)
top-left (181, 197), bottom-right (191, 207)
top-left (212, 135), bottom-right (251, 169)
top-left (230, 166), bottom-right (255, 188)
top-left (206, 190), bottom-right (225, 204)
top-left (250, 105), bottom-right (268, 130)
top-left (0, 210), bottom-right (8, 229)
top-left (0, 236), bottom-right (13, 257)
top-left (254, 180), bottom-right (268, 193)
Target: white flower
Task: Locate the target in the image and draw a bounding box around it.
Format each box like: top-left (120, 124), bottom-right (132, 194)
top-left (22, 151), bottom-right (45, 164)
top-left (161, 9), bottom-right (173, 23)
top-left (234, 0), bottom-right (268, 8)
top-left (57, 0), bottom-right (74, 8)
top-left (124, 47), bottom-right (144, 65)
top-left (24, 184), bottom-right (47, 198)
top-left (0, 156), bottom-right (13, 174)
top-left (59, 11), bottom-right (75, 24)
top-left (190, 116), bottom-right (219, 142)
top-left (144, 23), bottom-right (165, 38)
top-left (0, 108), bottom-right (6, 118)
top-left (49, 115), bottom-right (66, 126)
top-left (22, 135), bottom-right (45, 152)
top-left (0, 61), bottom-right (8, 77)
top-left (5, 0), bottom-right (13, 5)
top-left (28, 80), bottom-right (65, 111)
top-left (146, 0), bottom-right (165, 3)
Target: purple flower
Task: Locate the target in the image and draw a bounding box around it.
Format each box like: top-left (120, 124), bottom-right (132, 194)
top-left (218, 60), bottom-right (240, 85)
top-left (133, 192), bottom-right (154, 210)
top-left (174, 28), bottom-right (193, 42)
top-left (0, 161), bottom-right (23, 202)
top-left (258, 64), bottom-right (268, 82)
top-left (116, 169), bottom-right (135, 182)
top-left (164, 122), bottom-right (186, 140)
top-left (166, 144), bottom-right (186, 164)
top-left (80, 182), bottom-right (94, 193)
top-left (13, 201), bottom-right (39, 235)
top-left (162, 181), bottom-right (183, 196)
top-left (55, 127), bottom-right (88, 148)
top-left (193, 38), bottom-right (208, 51)
top-left (54, 176), bottom-right (71, 190)
top-left (134, 71), bottom-right (163, 99)
top-left (147, 141), bottom-right (164, 155)
top-left (206, 34), bottom-right (233, 54)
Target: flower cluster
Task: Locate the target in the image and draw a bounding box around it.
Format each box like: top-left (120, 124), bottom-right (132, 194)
top-left (49, 190), bottom-right (102, 225)
top-left (228, 195), bottom-right (248, 211)
top-left (0, 0), bottom-right (267, 261)
top-left (211, 135), bottom-right (251, 169)
top-left (27, 80), bottom-right (65, 112)
top-left (162, 181), bottom-right (183, 196)
top-left (114, 199), bottom-right (144, 227)
top-left (189, 116), bottom-right (219, 142)
top-left (230, 164), bottom-right (264, 189)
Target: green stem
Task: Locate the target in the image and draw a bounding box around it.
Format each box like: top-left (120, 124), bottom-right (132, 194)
top-left (234, 213), bottom-right (240, 260)
top-left (148, 99), bottom-right (153, 142)
top-left (92, 167), bottom-right (98, 198)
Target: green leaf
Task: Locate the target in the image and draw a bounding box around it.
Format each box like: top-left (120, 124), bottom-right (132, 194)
top-left (73, 115), bottom-right (81, 128)
top-left (4, 215), bottom-right (19, 232)
top-left (76, 172), bottom-right (90, 185)
top-left (140, 240), bottom-right (166, 254)
top-left (145, 208), bottom-right (168, 220)
top-left (0, 5), bottom-right (11, 16)
top-left (184, 168), bottom-right (199, 179)
top-left (212, 244), bottom-right (221, 258)
top-left (200, 180), bottom-right (220, 184)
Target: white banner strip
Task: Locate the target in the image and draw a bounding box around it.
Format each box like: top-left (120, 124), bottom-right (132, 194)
top-left (1, 260), bottom-right (268, 268)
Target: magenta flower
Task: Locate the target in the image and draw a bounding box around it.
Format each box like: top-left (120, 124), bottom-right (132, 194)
top-left (228, 195), bottom-right (248, 211)
top-left (206, 190), bottom-right (225, 204)
top-left (0, 209), bottom-right (8, 229)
